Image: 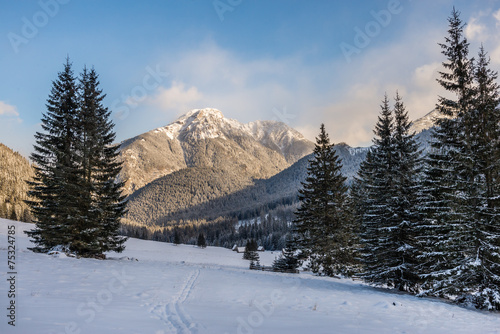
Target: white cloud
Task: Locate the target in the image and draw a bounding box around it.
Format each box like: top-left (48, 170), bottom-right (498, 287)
top-left (126, 7), bottom-right (500, 148)
top-left (148, 81), bottom-right (203, 113)
top-left (137, 38), bottom-right (447, 147)
top-left (490, 44), bottom-right (500, 65)
top-left (465, 17), bottom-right (487, 41)
top-left (493, 9), bottom-right (500, 26)
top-left (0, 101), bottom-right (19, 117)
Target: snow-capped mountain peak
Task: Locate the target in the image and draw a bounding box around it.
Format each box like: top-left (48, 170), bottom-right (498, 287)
top-left (119, 108), bottom-right (314, 193)
top-left (153, 108), bottom-right (232, 140)
top-left (409, 108), bottom-right (451, 134)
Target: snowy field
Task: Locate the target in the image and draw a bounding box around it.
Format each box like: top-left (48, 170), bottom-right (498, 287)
top-left (1, 219), bottom-right (499, 334)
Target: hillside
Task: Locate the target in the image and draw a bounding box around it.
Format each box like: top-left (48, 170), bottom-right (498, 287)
top-left (1, 219), bottom-right (498, 334)
top-left (118, 108), bottom-right (314, 194)
top-left (0, 143), bottom-right (34, 221)
top-left (125, 167), bottom-right (254, 226)
top-left (125, 143), bottom-right (369, 225)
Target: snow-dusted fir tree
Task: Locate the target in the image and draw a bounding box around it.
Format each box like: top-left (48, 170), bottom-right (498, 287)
top-left (461, 45), bottom-right (500, 310)
top-left (26, 60), bottom-right (127, 257)
top-left (26, 58), bottom-right (81, 252)
top-left (356, 94), bottom-right (421, 291)
top-left (272, 234), bottom-right (300, 273)
top-left (356, 95), bottom-right (394, 283)
top-left (389, 92), bottom-right (422, 290)
top-left (295, 124), bottom-right (355, 276)
top-left (416, 8), bottom-right (478, 299)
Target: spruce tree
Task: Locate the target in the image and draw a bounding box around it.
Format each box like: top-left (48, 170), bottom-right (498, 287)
top-left (272, 234), bottom-right (300, 273)
top-left (416, 8), bottom-right (478, 298)
top-left (197, 233), bottom-right (207, 248)
top-left (73, 67), bottom-right (127, 256)
top-left (295, 124), bottom-right (354, 276)
top-left (391, 92), bottom-right (423, 289)
top-left (26, 59), bottom-right (127, 257)
top-left (357, 95), bottom-right (395, 284)
top-left (453, 46), bottom-right (500, 309)
top-left (243, 239), bottom-right (258, 260)
top-left (357, 94), bottom-right (422, 291)
top-left (26, 58), bottom-right (80, 252)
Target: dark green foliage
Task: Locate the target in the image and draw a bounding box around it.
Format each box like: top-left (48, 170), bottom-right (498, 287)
top-left (9, 208), bottom-right (17, 221)
top-left (356, 94), bottom-right (422, 291)
top-left (74, 67), bottom-right (127, 256)
top-left (466, 46), bottom-right (500, 310)
top-left (121, 206), bottom-right (295, 250)
top-left (173, 229), bottom-right (181, 245)
top-left (197, 233), bottom-right (207, 248)
top-left (415, 8), bottom-right (500, 310)
top-left (272, 234), bottom-right (300, 273)
top-left (417, 7), bottom-right (477, 295)
top-left (26, 58), bottom-right (81, 252)
top-left (295, 124), bottom-right (356, 276)
top-left (243, 239), bottom-right (258, 260)
top-left (243, 238), bottom-right (260, 267)
top-left (25, 59), bottom-right (127, 257)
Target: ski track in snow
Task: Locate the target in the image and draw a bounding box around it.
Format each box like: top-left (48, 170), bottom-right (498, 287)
top-left (149, 269), bottom-right (200, 334)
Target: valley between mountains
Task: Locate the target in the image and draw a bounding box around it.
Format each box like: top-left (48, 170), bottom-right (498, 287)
top-left (118, 108), bottom-right (438, 238)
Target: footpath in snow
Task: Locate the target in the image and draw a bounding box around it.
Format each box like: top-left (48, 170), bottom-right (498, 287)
top-left (0, 218), bottom-right (499, 334)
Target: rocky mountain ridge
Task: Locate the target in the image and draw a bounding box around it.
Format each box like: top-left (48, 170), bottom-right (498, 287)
top-left (118, 108), bottom-right (315, 194)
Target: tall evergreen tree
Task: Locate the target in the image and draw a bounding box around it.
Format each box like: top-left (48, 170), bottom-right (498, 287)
top-left (356, 95), bottom-right (395, 283)
top-left (26, 60), bottom-right (127, 257)
top-left (73, 67), bottom-right (127, 255)
top-left (356, 94), bottom-right (422, 291)
top-left (416, 8), bottom-right (478, 298)
top-left (26, 58), bottom-right (80, 252)
top-left (451, 46), bottom-right (500, 309)
top-left (295, 124), bottom-right (355, 276)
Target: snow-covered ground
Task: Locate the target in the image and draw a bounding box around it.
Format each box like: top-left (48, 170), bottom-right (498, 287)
top-left (1, 219), bottom-right (499, 334)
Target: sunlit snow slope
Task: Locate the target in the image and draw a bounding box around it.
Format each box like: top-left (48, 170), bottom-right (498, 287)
top-left (1, 219), bottom-right (499, 334)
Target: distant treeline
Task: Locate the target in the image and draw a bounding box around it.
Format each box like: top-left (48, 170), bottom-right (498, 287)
top-left (120, 204), bottom-right (297, 250)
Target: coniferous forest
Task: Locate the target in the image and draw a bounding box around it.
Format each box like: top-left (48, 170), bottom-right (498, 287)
top-left (291, 9), bottom-right (500, 310)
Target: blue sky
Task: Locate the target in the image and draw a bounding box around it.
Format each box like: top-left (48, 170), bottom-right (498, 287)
top-left (1, 0), bottom-right (500, 157)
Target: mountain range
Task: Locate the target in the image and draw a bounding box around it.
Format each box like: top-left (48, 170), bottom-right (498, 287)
top-left (118, 108), bottom-right (314, 194)
top-left (122, 108), bottom-right (442, 227)
top-left (0, 108), bottom-right (443, 228)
